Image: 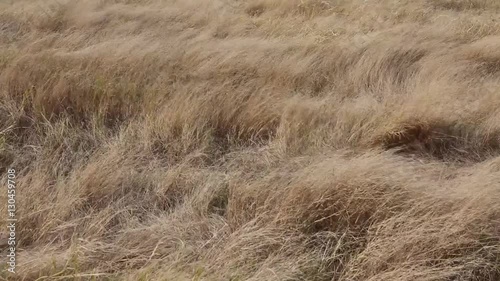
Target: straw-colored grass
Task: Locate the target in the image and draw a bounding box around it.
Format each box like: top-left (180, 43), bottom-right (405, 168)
top-left (1, 0), bottom-right (500, 280)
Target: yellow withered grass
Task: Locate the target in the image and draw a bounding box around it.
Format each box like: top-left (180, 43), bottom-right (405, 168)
top-left (0, 0), bottom-right (500, 280)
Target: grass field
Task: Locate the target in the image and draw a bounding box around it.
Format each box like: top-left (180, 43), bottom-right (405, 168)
top-left (1, 0), bottom-right (500, 280)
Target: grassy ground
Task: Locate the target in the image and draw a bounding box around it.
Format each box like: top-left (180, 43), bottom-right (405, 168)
top-left (1, 0), bottom-right (500, 280)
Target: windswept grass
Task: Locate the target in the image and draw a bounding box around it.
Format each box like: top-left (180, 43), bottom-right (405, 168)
top-left (1, 0), bottom-right (500, 280)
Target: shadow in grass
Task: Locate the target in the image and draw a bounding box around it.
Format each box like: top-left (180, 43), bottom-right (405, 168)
top-left (378, 121), bottom-right (500, 163)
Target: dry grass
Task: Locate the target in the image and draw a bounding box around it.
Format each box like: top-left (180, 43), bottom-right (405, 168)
top-left (1, 0), bottom-right (500, 280)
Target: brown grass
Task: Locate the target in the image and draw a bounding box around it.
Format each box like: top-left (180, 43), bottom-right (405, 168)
top-left (1, 0), bottom-right (500, 280)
